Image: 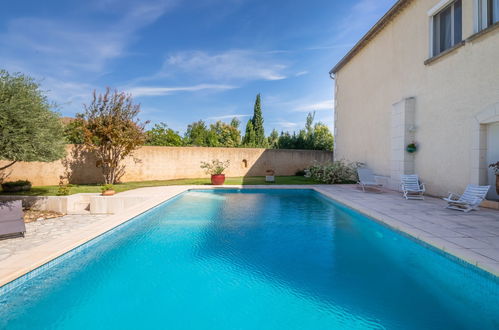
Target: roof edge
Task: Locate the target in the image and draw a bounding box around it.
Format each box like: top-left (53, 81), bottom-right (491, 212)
top-left (329, 0), bottom-right (412, 74)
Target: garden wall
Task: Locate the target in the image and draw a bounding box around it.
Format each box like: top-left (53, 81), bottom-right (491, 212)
top-left (0, 146), bottom-right (334, 186)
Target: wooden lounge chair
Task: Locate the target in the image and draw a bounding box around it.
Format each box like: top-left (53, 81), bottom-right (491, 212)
top-left (400, 174), bottom-right (425, 200)
top-left (443, 184), bottom-right (490, 212)
top-left (0, 200), bottom-right (25, 238)
top-left (357, 168), bottom-right (383, 192)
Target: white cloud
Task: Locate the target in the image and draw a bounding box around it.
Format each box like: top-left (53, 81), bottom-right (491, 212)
top-left (126, 84), bottom-right (236, 97)
top-left (206, 114), bottom-right (251, 120)
top-left (294, 100), bottom-right (334, 112)
top-left (164, 50), bottom-right (288, 82)
top-left (273, 121), bottom-right (299, 129)
top-left (295, 71), bottom-right (309, 77)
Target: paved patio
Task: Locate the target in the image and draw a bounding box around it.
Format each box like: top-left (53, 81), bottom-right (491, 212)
top-left (0, 214), bottom-right (109, 262)
top-left (315, 185), bottom-right (499, 275)
top-left (0, 184), bottom-right (498, 290)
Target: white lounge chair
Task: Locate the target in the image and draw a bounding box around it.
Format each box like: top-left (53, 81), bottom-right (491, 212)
top-left (357, 168), bottom-right (383, 192)
top-left (443, 184), bottom-right (490, 212)
top-left (400, 174), bottom-right (425, 200)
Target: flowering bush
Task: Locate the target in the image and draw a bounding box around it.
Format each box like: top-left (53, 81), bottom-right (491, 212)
top-left (200, 159), bottom-right (230, 175)
top-left (489, 161), bottom-right (499, 175)
top-left (305, 160), bottom-right (361, 184)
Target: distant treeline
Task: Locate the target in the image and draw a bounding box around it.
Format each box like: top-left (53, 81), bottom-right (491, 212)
top-left (64, 94), bottom-right (334, 151)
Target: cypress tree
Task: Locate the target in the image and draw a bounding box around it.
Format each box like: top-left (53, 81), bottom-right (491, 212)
top-left (243, 119), bottom-right (256, 147)
top-left (251, 93), bottom-right (265, 147)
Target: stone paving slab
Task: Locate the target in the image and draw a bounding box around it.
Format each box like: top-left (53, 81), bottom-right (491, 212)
top-left (1, 184), bottom-right (498, 289)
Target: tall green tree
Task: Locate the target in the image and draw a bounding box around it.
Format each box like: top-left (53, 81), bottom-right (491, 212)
top-left (145, 122), bottom-right (183, 146)
top-left (251, 93), bottom-right (266, 147)
top-left (77, 88), bottom-right (147, 184)
top-left (0, 70), bottom-right (66, 172)
top-left (242, 119), bottom-right (256, 147)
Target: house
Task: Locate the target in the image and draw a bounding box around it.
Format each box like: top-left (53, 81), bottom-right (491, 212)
top-left (330, 0), bottom-right (499, 200)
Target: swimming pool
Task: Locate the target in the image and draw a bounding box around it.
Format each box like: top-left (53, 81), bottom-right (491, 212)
top-left (1, 189), bottom-right (498, 329)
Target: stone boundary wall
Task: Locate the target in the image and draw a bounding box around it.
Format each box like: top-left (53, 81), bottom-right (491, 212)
top-left (0, 146), bottom-right (334, 186)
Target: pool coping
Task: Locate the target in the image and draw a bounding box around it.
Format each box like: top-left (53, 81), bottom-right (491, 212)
top-left (0, 184), bottom-right (498, 293)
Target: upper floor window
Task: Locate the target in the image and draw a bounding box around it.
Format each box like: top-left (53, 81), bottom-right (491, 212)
top-left (431, 0), bottom-right (462, 57)
top-left (477, 0), bottom-right (499, 31)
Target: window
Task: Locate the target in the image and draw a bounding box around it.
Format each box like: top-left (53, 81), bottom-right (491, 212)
top-left (431, 0), bottom-right (462, 57)
top-left (477, 0), bottom-right (499, 31)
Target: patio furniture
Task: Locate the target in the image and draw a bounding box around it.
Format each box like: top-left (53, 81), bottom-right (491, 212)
top-left (0, 200), bottom-right (25, 238)
top-left (357, 168), bottom-right (383, 192)
top-left (443, 184), bottom-right (490, 212)
top-left (400, 174), bottom-right (425, 200)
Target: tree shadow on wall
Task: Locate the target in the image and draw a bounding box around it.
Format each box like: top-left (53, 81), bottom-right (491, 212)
top-left (60, 145), bottom-right (103, 185)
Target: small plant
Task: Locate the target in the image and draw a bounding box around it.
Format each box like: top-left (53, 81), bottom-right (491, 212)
top-left (101, 184), bottom-right (114, 192)
top-left (305, 160), bottom-right (361, 184)
top-left (406, 143), bottom-right (417, 153)
top-left (200, 159), bottom-right (230, 175)
top-left (489, 161), bottom-right (499, 175)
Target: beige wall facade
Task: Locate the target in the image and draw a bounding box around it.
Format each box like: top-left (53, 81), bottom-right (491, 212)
top-left (333, 0), bottom-right (499, 197)
top-left (0, 146), bottom-right (333, 186)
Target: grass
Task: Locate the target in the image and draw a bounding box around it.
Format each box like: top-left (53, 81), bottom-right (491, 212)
top-left (0, 176), bottom-right (317, 196)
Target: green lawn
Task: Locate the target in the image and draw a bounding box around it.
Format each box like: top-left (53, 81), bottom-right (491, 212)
top-left (0, 176), bottom-right (317, 196)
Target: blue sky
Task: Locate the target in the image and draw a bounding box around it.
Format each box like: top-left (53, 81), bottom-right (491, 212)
top-left (0, 0), bottom-right (395, 134)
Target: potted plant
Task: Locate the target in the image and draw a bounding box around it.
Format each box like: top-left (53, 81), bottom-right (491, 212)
top-left (1, 180), bottom-right (32, 193)
top-left (200, 159), bottom-right (230, 185)
top-left (101, 184), bottom-right (116, 196)
top-left (489, 161), bottom-right (499, 194)
top-left (406, 143), bottom-right (417, 153)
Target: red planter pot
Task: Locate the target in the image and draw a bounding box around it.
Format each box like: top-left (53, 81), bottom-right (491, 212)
top-left (211, 174), bottom-right (226, 185)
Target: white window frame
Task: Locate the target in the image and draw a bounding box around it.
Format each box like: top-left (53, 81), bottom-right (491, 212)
top-left (428, 0), bottom-right (461, 57)
top-left (475, 0), bottom-right (498, 32)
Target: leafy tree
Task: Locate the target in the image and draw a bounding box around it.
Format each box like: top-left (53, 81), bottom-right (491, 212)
top-left (209, 119), bottom-right (241, 147)
top-left (268, 129), bottom-right (279, 149)
top-left (0, 70), bottom-right (66, 172)
top-left (185, 120), bottom-right (210, 146)
top-left (76, 88), bottom-right (147, 184)
top-left (275, 112), bottom-right (334, 151)
top-left (63, 119), bottom-right (85, 144)
top-left (311, 122), bottom-right (334, 151)
top-left (146, 122), bottom-right (184, 146)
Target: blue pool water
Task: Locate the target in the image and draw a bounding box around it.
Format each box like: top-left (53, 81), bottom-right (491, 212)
top-left (1, 189), bottom-right (498, 329)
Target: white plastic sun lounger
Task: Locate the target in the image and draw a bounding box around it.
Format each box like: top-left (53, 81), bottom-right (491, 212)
top-left (357, 168), bottom-right (383, 192)
top-left (400, 174), bottom-right (425, 200)
top-left (443, 184), bottom-right (490, 212)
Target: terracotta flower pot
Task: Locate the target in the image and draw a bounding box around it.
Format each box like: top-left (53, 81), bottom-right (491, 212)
top-left (211, 174), bottom-right (226, 185)
top-left (102, 189), bottom-right (116, 196)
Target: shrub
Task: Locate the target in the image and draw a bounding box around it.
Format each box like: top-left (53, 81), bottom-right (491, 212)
top-left (1, 180), bottom-right (32, 192)
top-left (200, 159), bottom-right (230, 175)
top-left (101, 184), bottom-right (114, 192)
top-left (56, 183), bottom-right (72, 196)
top-left (305, 160), bottom-right (361, 184)
top-left (1, 180), bottom-right (31, 188)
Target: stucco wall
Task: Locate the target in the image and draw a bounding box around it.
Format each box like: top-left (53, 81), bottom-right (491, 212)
top-left (0, 146), bottom-right (333, 186)
top-left (334, 0), bottom-right (499, 196)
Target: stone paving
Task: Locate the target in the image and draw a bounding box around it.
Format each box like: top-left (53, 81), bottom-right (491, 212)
top-left (0, 214), bottom-right (109, 262)
top-left (314, 185), bottom-right (499, 275)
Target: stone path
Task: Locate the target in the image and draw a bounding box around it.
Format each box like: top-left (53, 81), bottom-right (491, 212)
top-left (0, 214), bottom-right (109, 262)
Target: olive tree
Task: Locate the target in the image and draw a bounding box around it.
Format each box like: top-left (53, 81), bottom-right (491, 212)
top-left (76, 88), bottom-right (147, 184)
top-left (0, 70), bottom-right (65, 172)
